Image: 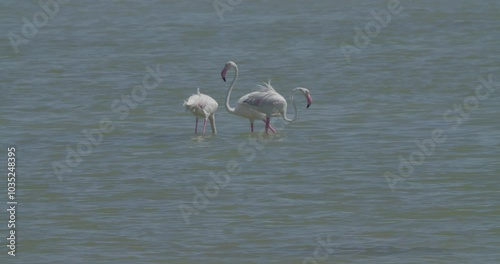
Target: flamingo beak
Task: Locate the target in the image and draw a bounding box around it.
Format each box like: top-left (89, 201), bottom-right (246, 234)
top-left (306, 94), bottom-right (312, 108)
top-left (221, 67), bottom-right (227, 82)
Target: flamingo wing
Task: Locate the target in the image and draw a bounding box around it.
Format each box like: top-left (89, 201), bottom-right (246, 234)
top-left (239, 91), bottom-right (267, 107)
top-left (198, 93), bottom-right (218, 116)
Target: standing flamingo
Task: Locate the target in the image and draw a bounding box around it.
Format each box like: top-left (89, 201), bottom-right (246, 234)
top-left (221, 61), bottom-right (312, 134)
top-left (246, 82), bottom-right (312, 134)
top-left (183, 88), bottom-right (218, 134)
top-left (220, 61), bottom-right (276, 133)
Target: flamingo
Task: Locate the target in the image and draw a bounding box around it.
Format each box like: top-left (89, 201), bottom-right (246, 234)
top-left (220, 61), bottom-right (277, 133)
top-left (183, 88), bottom-right (218, 134)
top-left (246, 82), bottom-right (312, 134)
top-left (221, 61), bottom-right (312, 134)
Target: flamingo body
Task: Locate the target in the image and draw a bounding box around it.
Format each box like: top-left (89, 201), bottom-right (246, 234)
top-left (184, 88), bottom-right (218, 134)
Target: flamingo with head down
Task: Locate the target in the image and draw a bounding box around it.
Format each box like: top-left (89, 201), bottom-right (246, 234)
top-left (221, 61), bottom-right (312, 134)
top-left (183, 88), bottom-right (218, 134)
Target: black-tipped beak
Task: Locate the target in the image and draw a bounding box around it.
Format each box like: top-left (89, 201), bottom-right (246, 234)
top-left (222, 77), bottom-right (226, 82)
top-left (306, 94), bottom-right (312, 109)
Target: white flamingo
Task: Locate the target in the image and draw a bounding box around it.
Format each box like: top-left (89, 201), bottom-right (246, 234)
top-left (183, 88), bottom-right (218, 134)
top-left (220, 61), bottom-right (276, 133)
top-left (248, 82), bottom-right (312, 134)
top-left (221, 61), bottom-right (312, 134)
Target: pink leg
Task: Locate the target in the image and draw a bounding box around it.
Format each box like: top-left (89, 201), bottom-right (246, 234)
top-left (262, 120), bottom-right (276, 133)
top-left (269, 124), bottom-right (277, 133)
top-left (250, 122), bottom-right (254, 132)
top-left (195, 117), bottom-right (198, 133)
top-left (264, 117), bottom-right (270, 134)
top-left (202, 118), bottom-right (207, 134)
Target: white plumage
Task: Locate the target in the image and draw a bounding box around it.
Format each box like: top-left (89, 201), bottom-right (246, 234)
top-left (183, 88), bottom-right (218, 134)
top-left (221, 61), bottom-right (312, 133)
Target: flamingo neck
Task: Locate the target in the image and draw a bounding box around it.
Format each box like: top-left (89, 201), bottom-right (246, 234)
top-left (282, 88), bottom-right (299, 122)
top-left (225, 65), bottom-right (238, 114)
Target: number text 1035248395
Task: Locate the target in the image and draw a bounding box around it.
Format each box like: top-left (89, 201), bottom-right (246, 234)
top-left (7, 147), bottom-right (17, 257)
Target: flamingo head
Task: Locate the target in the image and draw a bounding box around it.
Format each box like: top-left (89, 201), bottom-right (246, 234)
top-left (221, 61), bottom-right (237, 82)
top-left (295, 87), bottom-right (313, 108)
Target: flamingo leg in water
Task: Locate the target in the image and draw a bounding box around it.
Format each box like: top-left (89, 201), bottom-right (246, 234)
top-left (264, 117), bottom-right (270, 134)
top-left (202, 118), bottom-right (207, 134)
top-left (261, 120), bottom-right (276, 133)
top-left (195, 117), bottom-right (199, 134)
top-left (269, 124), bottom-right (276, 133)
top-left (250, 122), bottom-right (254, 132)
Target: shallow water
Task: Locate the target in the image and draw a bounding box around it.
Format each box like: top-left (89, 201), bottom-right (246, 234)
top-left (1, 0), bottom-right (500, 263)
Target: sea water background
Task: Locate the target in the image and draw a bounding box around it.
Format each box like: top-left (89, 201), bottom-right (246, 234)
top-left (1, 0), bottom-right (499, 263)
